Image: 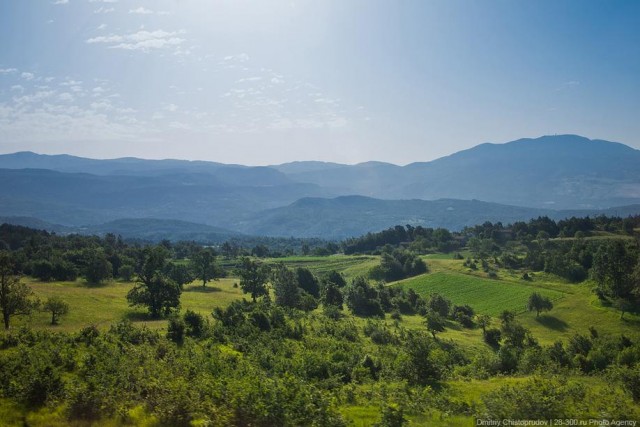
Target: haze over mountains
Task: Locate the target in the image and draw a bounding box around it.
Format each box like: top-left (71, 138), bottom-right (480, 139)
top-left (1, 135), bottom-right (640, 240)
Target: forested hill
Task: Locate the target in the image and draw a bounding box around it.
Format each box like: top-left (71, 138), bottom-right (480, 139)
top-left (1, 135), bottom-right (640, 237)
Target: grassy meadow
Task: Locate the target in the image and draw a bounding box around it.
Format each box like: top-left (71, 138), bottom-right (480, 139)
top-left (17, 277), bottom-right (245, 332)
top-left (16, 253), bottom-right (640, 345)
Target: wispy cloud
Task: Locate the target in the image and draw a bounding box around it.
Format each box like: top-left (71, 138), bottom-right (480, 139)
top-left (52, 0), bottom-right (69, 5)
top-left (86, 29), bottom-right (186, 52)
top-left (94, 7), bottom-right (115, 14)
top-left (0, 68), bottom-right (18, 74)
top-left (129, 7), bottom-right (153, 15)
top-left (237, 77), bottom-right (262, 83)
top-left (21, 72), bottom-right (35, 81)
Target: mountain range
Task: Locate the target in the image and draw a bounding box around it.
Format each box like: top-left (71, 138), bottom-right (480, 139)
top-left (1, 134), bottom-right (639, 240)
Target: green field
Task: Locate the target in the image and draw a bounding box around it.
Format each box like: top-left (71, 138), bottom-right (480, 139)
top-left (269, 254), bottom-right (379, 280)
top-left (395, 258), bottom-right (640, 345)
top-left (14, 254), bottom-right (640, 347)
top-left (18, 277), bottom-right (245, 332)
top-left (396, 271), bottom-right (565, 316)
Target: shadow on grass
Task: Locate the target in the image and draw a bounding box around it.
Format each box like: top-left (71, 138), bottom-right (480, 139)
top-left (183, 285), bottom-right (222, 293)
top-left (535, 315), bottom-right (568, 331)
top-left (123, 311), bottom-right (158, 322)
top-left (621, 316), bottom-right (640, 327)
top-left (82, 280), bottom-right (111, 288)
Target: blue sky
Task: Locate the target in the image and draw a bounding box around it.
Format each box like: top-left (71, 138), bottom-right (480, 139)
top-left (0, 0), bottom-right (638, 165)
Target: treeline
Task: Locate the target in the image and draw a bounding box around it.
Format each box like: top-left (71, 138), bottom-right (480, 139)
top-left (343, 225), bottom-right (458, 254)
top-left (343, 215), bottom-right (639, 255)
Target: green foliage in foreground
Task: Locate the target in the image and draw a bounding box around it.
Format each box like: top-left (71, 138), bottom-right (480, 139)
top-left (1, 299), bottom-right (640, 426)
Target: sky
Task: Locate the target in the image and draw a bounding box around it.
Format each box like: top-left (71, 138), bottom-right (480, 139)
top-left (0, 0), bottom-right (639, 165)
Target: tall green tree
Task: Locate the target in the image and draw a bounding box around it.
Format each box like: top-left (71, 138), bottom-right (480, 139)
top-left (189, 248), bottom-right (221, 287)
top-left (127, 246), bottom-right (181, 318)
top-left (43, 296), bottom-right (69, 325)
top-left (425, 312), bottom-right (446, 339)
top-left (527, 292), bottom-right (553, 317)
top-left (0, 251), bottom-right (39, 329)
top-left (321, 281), bottom-right (343, 309)
top-left (296, 267), bottom-right (320, 298)
top-left (591, 241), bottom-right (638, 318)
top-left (83, 248), bottom-right (113, 284)
top-left (167, 263), bottom-right (194, 288)
top-left (344, 276), bottom-right (384, 317)
top-left (272, 264), bottom-right (300, 308)
top-left (238, 258), bottom-right (270, 302)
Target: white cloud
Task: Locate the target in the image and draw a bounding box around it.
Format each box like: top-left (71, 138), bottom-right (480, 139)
top-left (129, 7), bottom-right (153, 14)
top-left (58, 92), bottom-right (74, 102)
top-left (237, 76), bottom-right (262, 83)
top-left (94, 7), bottom-right (115, 14)
top-left (90, 101), bottom-right (112, 110)
top-left (10, 85), bottom-right (24, 92)
top-left (223, 53), bottom-right (250, 62)
top-left (13, 90), bottom-right (56, 105)
top-left (60, 79), bottom-right (82, 87)
top-left (92, 86), bottom-right (106, 94)
top-left (169, 121), bottom-right (190, 130)
top-left (164, 103), bottom-right (178, 112)
top-left (21, 72), bottom-right (35, 80)
top-left (314, 98), bottom-right (337, 104)
top-left (89, 0), bottom-right (118, 2)
top-left (0, 68), bottom-right (17, 74)
top-left (97, 23), bottom-right (107, 30)
top-left (87, 29), bottom-right (186, 52)
top-left (52, 0), bottom-right (68, 4)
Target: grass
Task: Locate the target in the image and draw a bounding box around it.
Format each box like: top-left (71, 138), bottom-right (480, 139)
top-left (396, 271), bottom-right (565, 316)
top-left (10, 253), bottom-right (640, 347)
top-left (268, 254), bottom-right (379, 280)
top-left (395, 257), bottom-right (640, 345)
top-left (13, 277), bottom-right (245, 332)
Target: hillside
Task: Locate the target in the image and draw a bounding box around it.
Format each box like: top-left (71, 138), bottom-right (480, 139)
top-left (1, 135), bottom-right (640, 235)
top-left (280, 135), bottom-right (640, 208)
top-left (237, 196), bottom-right (640, 239)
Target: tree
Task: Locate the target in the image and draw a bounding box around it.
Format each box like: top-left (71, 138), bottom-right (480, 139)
top-left (527, 292), bottom-right (553, 317)
top-left (127, 246), bottom-right (181, 318)
top-left (425, 311), bottom-right (446, 338)
top-left (189, 248), bottom-right (221, 287)
top-left (591, 240), bottom-right (638, 318)
top-left (0, 251), bottom-right (39, 329)
top-left (127, 273), bottom-right (181, 318)
top-left (83, 248), bottom-right (112, 284)
top-left (296, 267), bottom-right (320, 298)
top-left (500, 310), bottom-right (515, 326)
top-left (321, 281), bottom-right (343, 309)
top-left (239, 258), bottom-right (270, 302)
top-left (272, 264), bottom-right (300, 308)
top-left (476, 314), bottom-right (492, 334)
top-left (397, 332), bottom-right (443, 385)
top-left (167, 263), bottom-right (194, 288)
top-left (344, 276), bottom-right (384, 317)
top-left (119, 264), bottom-right (135, 282)
top-left (324, 270), bottom-right (347, 288)
top-left (43, 296), bottom-right (69, 325)
top-left (428, 293), bottom-right (451, 317)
